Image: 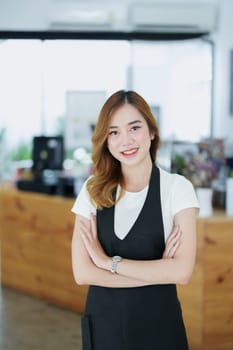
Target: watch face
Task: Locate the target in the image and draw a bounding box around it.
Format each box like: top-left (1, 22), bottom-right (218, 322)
top-left (111, 256), bottom-right (122, 273)
top-left (114, 256), bottom-right (121, 262)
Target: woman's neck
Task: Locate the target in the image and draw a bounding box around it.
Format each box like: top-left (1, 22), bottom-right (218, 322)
top-left (121, 160), bottom-right (153, 192)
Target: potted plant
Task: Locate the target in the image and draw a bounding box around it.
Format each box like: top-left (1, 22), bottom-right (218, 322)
top-left (172, 139), bottom-right (225, 217)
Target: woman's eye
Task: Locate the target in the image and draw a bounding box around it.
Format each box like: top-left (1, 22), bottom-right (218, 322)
top-left (109, 130), bottom-right (118, 136)
top-left (131, 126), bottom-right (141, 132)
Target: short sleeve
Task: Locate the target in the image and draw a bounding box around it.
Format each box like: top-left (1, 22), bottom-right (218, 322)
top-left (71, 178), bottom-right (96, 219)
top-left (171, 175), bottom-right (200, 216)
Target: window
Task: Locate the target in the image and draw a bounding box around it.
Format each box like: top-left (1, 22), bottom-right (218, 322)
top-left (131, 39), bottom-right (212, 141)
top-left (0, 38), bottom-right (212, 178)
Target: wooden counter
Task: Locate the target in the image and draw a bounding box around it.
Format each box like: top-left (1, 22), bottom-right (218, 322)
top-left (0, 189), bottom-right (233, 350)
top-left (0, 189), bottom-right (88, 313)
top-left (177, 213), bottom-right (233, 350)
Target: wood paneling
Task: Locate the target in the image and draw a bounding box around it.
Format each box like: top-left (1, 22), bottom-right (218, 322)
top-left (1, 190), bottom-right (233, 349)
top-left (0, 189), bottom-right (88, 313)
top-left (203, 221), bottom-right (233, 350)
top-left (177, 221), bottom-right (204, 350)
top-left (177, 218), bottom-right (233, 350)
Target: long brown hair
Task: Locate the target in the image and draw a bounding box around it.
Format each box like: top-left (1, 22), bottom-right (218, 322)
top-left (86, 90), bottom-right (160, 208)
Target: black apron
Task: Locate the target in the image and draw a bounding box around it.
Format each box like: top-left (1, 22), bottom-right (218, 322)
top-left (81, 165), bottom-right (189, 350)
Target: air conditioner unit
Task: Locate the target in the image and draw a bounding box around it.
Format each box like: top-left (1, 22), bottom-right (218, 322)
top-left (129, 3), bottom-right (218, 33)
top-left (49, 4), bottom-right (114, 30)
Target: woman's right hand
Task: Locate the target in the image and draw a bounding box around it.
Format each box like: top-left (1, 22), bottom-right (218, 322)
top-left (163, 225), bottom-right (182, 259)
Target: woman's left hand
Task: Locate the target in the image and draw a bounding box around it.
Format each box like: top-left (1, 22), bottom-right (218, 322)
top-left (163, 225), bottom-right (182, 259)
top-left (79, 213), bottom-right (110, 270)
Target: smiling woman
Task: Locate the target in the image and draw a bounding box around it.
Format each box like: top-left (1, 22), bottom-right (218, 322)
top-left (71, 90), bottom-right (199, 350)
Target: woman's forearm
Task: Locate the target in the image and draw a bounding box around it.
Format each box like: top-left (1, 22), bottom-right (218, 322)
top-left (74, 259), bottom-right (154, 288)
top-left (115, 257), bottom-right (192, 285)
top-left (74, 255), bottom-right (192, 287)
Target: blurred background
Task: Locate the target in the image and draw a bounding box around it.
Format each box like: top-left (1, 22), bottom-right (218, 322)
top-left (0, 0), bottom-right (233, 192)
top-left (0, 1), bottom-right (233, 350)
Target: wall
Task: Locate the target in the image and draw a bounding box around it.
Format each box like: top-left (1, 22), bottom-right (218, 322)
top-left (1, 0), bottom-right (233, 143)
top-left (213, 0), bottom-right (233, 143)
top-left (0, 0), bottom-right (49, 30)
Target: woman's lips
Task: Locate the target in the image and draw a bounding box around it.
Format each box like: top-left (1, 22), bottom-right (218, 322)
top-left (121, 148), bottom-right (138, 157)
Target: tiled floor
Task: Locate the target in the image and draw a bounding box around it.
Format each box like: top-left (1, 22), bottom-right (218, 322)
top-left (0, 286), bottom-right (82, 350)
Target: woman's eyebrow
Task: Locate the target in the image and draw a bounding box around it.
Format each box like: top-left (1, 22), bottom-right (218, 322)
top-left (109, 120), bottom-right (142, 129)
top-left (128, 120), bottom-right (142, 126)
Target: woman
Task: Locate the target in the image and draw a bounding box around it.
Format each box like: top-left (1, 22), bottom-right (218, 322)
top-left (71, 90), bottom-right (199, 350)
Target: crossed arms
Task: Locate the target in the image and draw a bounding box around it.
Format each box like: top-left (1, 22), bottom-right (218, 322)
top-left (71, 207), bottom-right (197, 288)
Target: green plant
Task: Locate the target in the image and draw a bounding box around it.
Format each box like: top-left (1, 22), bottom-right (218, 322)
top-left (9, 142), bottom-right (32, 161)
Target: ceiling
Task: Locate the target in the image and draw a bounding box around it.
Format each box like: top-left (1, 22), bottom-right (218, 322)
top-left (0, 0), bottom-right (220, 35)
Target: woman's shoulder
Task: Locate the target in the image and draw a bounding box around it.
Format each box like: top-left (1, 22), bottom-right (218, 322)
top-left (158, 165), bottom-right (188, 187)
top-left (71, 175), bottom-right (96, 217)
top-left (158, 165), bottom-right (199, 214)
top-left (158, 165), bottom-right (196, 199)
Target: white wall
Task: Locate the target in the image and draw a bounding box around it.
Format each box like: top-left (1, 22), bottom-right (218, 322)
top-left (212, 0), bottom-right (233, 141)
top-left (0, 0), bottom-right (219, 32)
top-left (0, 0), bottom-right (232, 142)
top-left (0, 0), bottom-right (50, 30)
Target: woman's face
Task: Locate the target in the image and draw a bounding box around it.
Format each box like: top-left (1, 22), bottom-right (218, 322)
top-left (107, 104), bottom-right (154, 168)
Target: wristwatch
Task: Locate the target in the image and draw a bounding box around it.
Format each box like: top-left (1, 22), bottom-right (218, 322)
top-left (111, 256), bottom-right (122, 273)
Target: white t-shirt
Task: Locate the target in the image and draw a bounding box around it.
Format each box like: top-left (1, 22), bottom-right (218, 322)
top-left (71, 166), bottom-right (199, 242)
